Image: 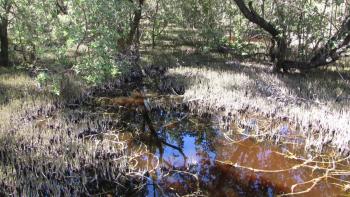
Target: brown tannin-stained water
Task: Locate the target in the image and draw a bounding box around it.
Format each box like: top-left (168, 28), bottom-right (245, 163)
top-left (3, 82), bottom-right (349, 196)
top-left (123, 106), bottom-right (349, 197)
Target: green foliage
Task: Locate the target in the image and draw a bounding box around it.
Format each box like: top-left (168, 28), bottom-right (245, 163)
top-left (51, 79), bottom-right (61, 96)
top-left (35, 71), bottom-right (60, 95)
top-left (74, 52), bottom-right (121, 84)
top-left (10, 0), bottom-right (61, 62)
top-left (35, 72), bottom-right (49, 87)
top-left (2, 0), bottom-right (350, 81)
top-left (218, 36), bottom-right (251, 57)
top-left (4, 0), bottom-right (136, 85)
top-left (65, 0), bottom-right (134, 84)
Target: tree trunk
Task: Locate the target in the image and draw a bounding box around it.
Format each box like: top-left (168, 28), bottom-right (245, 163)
top-left (0, 18), bottom-right (9, 67)
top-left (126, 0), bottom-right (144, 47)
top-left (233, 0), bottom-right (350, 71)
top-left (56, 0), bottom-right (68, 15)
top-left (151, 0), bottom-right (159, 49)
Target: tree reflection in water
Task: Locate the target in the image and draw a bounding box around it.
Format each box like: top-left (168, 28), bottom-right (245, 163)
top-left (135, 107), bottom-right (346, 197)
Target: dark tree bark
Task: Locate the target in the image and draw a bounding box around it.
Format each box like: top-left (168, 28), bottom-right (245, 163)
top-left (56, 0), bottom-right (68, 15)
top-left (233, 0), bottom-right (350, 71)
top-left (0, 19), bottom-right (9, 67)
top-left (233, 0), bottom-right (287, 70)
top-left (0, 1), bottom-right (11, 67)
top-left (126, 0), bottom-right (145, 47)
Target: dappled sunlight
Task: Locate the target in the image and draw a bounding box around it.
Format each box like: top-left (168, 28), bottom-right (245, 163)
top-left (2, 0), bottom-right (350, 195)
top-left (166, 62), bottom-right (350, 155)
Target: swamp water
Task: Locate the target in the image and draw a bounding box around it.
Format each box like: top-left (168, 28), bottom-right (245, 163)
top-left (125, 109), bottom-right (348, 196)
top-left (85, 92), bottom-right (350, 197)
top-left (1, 89), bottom-right (349, 196)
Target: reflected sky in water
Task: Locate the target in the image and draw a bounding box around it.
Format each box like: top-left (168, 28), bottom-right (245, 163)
top-left (132, 110), bottom-right (348, 197)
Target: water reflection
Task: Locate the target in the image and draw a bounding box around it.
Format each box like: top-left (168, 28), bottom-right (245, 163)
top-left (131, 109), bottom-right (348, 197)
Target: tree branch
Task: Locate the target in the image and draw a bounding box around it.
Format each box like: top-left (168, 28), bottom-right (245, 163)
top-left (233, 0), bottom-right (350, 71)
top-left (233, 0), bottom-right (280, 37)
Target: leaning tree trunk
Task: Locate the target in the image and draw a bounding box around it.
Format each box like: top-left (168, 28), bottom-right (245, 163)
top-left (233, 0), bottom-right (350, 71)
top-left (0, 18), bottom-right (9, 67)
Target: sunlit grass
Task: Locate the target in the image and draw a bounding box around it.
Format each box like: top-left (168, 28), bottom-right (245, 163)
top-left (166, 61), bottom-right (350, 154)
top-left (0, 70), bottom-right (50, 129)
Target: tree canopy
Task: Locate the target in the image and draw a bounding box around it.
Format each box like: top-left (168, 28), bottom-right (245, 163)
top-left (0, 0), bottom-right (350, 75)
